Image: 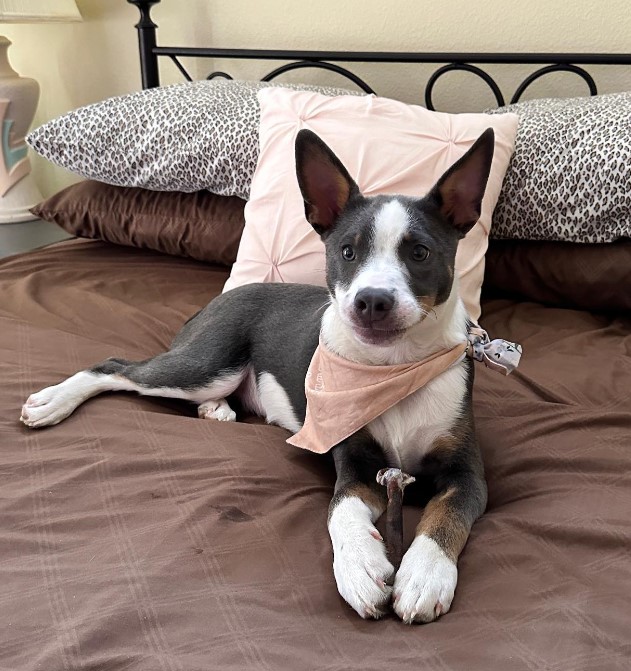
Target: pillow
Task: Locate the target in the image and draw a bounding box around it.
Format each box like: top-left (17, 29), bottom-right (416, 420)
top-left (31, 181), bottom-right (246, 266)
top-left (483, 238), bottom-right (631, 312)
top-left (224, 89), bottom-right (519, 321)
top-left (26, 80), bottom-right (361, 200)
top-left (486, 92), bottom-right (631, 243)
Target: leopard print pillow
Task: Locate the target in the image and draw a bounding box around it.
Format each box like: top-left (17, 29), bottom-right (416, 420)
top-left (486, 92), bottom-right (631, 243)
top-left (27, 80), bottom-right (361, 200)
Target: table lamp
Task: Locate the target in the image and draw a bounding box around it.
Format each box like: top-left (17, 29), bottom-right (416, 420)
top-left (0, 0), bottom-right (81, 223)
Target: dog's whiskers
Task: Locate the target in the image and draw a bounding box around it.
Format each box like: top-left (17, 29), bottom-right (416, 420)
top-left (315, 300), bottom-right (331, 315)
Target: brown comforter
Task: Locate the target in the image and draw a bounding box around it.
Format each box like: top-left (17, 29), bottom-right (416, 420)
top-left (1, 239), bottom-right (629, 671)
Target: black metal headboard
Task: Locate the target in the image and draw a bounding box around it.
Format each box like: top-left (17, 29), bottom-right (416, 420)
top-left (127, 0), bottom-right (631, 110)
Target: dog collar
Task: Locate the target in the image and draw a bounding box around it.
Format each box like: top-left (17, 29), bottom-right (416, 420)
top-left (287, 340), bottom-right (468, 454)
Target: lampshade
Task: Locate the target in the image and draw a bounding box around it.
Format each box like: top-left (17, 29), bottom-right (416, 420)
top-left (0, 0), bottom-right (82, 22)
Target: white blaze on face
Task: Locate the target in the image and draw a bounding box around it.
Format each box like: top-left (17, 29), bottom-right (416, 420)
top-left (336, 199), bottom-right (423, 328)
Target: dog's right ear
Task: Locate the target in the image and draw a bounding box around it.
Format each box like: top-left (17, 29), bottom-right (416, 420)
top-left (295, 129), bottom-right (359, 237)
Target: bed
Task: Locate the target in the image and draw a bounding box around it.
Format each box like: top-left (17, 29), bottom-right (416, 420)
top-left (2, 2), bottom-right (630, 669)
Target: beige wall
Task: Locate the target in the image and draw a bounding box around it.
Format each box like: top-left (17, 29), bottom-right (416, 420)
top-left (6, 0), bottom-right (631, 197)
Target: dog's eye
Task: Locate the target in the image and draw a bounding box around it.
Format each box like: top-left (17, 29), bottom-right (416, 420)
top-left (412, 244), bottom-right (430, 262)
top-left (341, 245), bottom-right (356, 261)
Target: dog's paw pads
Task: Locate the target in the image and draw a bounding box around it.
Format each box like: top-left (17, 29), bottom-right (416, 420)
top-left (393, 534), bottom-right (457, 624)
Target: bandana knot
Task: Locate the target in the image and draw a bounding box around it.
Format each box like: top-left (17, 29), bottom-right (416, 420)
top-left (466, 326), bottom-right (522, 375)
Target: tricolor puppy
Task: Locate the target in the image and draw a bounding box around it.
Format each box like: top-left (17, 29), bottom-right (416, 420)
top-left (21, 128), bottom-right (493, 624)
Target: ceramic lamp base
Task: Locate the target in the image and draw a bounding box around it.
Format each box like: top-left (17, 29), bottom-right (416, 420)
top-left (0, 35), bottom-right (42, 224)
top-left (0, 171), bottom-right (42, 223)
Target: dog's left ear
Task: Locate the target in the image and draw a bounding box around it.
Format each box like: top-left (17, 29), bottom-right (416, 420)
top-left (428, 128), bottom-right (495, 238)
top-left (295, 129), bottom-right (360, 237)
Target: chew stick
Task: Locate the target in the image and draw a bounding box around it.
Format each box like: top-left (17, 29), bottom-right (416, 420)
top-left (376, 468), bottom-right (416, 569)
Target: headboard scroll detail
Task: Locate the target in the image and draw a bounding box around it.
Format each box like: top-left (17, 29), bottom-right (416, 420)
top-left (127, 0), bottom-right (631, 109)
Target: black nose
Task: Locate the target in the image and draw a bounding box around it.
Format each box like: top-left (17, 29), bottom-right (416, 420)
top-left (353, 288), bottom-right (395, 325)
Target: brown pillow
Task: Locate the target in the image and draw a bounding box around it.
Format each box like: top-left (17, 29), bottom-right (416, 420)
top-left (31, 180), bottom-right (246, 267)
top-left (483, 239), bottom-right (631, 312)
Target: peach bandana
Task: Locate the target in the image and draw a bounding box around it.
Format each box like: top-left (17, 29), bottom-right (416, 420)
top-left (287, 341), bottom-right (468, 454)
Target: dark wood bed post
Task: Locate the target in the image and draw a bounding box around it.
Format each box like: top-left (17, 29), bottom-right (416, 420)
top-left (127, 0), bottom-right (161, 88)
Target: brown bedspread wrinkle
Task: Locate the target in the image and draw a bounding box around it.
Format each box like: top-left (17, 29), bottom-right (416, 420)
top-left (1, 239), bottom-right (629, 671)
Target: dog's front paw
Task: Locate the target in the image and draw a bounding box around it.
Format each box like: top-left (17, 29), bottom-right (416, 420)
top-left (332, 529), bottom-right (394, 619)
top-left (329, 498), bottom-right (394, 619)
top-left (393, 534), bottom-right (457, 624)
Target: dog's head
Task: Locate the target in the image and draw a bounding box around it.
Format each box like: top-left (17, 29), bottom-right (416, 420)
top-left (295, 128), bottom-right (494, 346)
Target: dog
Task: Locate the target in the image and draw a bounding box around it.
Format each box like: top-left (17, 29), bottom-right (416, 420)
top-left (20, 127), bottom-right (492, 624)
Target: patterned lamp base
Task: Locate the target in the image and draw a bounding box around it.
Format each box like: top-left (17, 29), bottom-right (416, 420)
top-left (0, 166), bottom-right (42, 223)
top-left (0, 36), bottom-right (43, 224)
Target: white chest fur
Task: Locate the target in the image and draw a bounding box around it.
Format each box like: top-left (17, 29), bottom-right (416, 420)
top-left (367, 362), bottom-right (467, 472)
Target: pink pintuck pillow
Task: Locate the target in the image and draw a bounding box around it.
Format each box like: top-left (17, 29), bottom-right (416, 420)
top-left (224, 89), bottom-right (519, 321)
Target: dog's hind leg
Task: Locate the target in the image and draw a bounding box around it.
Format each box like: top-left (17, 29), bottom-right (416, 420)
top-left (20, 351), bottom-right (246, 429)
top-left (21, 365), bottom-right (133, 428)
